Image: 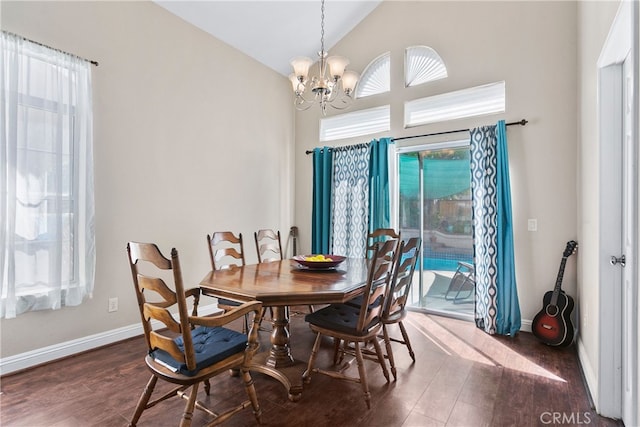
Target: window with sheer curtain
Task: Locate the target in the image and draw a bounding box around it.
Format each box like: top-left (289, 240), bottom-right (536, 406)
top-left (1, 31), bottom-right (95, 318)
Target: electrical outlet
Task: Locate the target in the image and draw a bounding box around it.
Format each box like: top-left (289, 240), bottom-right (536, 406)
top-left (527, 218), bottom-right (538, 232)
top-left (108, 297), bottom-right (118, 312)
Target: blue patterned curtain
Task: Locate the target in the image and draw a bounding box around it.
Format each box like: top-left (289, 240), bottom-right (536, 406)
top-left (312, 147), bottom-right (333, 254)
top-left (470, 120), bottom-right (521, 336)
top-left (332, 143), bottom-right (370, 258)
top-left (369, 138), bottom-right (393, 233)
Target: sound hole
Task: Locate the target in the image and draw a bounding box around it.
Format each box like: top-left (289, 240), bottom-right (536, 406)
top-left (545, 305), bottom-right (559, 317)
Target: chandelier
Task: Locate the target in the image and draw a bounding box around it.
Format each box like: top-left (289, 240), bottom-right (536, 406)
top-left (288, 0), bottom-right (359, 115)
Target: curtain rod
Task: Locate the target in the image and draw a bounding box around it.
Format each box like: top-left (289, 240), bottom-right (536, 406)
top-left (392, 119), bottom-right (528, 142)
top-left (4, 31), bottom-right (99, 66)
top-left (305, 118), bottom-right (528, 155)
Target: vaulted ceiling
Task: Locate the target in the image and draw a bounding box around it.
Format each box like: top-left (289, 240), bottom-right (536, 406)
top-left (154, 1), bottom-right (382, 76)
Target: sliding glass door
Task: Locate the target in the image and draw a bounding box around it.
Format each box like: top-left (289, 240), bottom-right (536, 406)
top-left (397, 140), bottom-right (475, 319)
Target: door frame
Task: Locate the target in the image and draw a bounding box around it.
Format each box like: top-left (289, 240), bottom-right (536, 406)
top-left (597, 0), bottom-right (638, 420)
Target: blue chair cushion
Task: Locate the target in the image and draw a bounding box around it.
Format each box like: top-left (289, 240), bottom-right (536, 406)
top-left (305, 303), bottom-right (379, 336)
top-left (345, 295), bottom-right (364, 308)
top-left (150, 326), bottom-right (247, 376)
top-left (217, 298), bottom-right (242, 307)
top-left (344, 294), bottom-right (383, 309)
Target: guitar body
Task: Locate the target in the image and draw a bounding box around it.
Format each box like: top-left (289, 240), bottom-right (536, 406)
top-left (531, 240), bottom-right (578, 347)
top-left (532, 290), bottom-right (575, 347)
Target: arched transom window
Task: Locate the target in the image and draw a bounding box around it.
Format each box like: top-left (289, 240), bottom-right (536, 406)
top-left (405, 45), bottom-right (447, 87)
top-left (355, 52), bottom-right (390, 98)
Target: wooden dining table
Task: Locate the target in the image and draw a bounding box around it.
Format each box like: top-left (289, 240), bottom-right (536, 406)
top-left (199, 257), bottom-right (370, 401)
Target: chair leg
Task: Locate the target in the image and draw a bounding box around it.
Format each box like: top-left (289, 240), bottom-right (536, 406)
top-left (303, 332), bottom-right (322, 383)
top-left (241, 368), bottom-right (263, 424)
top-left (332, 338), bottom-right (342, 365)
top-left (179, 383), bottom-right (199, 427)
top-left (371, 336), bottom-right (390, 383)
top-left (257, 308), bottom-right (267, 330)
top-left (398, 321), bottom-right (415, 362)
top-left (353, 342), bottom-right (372, 410)
top-left (204, 379), bottom-right (211, 395)
top-left (382, 325), bottom-right (397, 381)
top-left (129, 374), bottom-right (158, 427)
top-left (243, 314), bottom-right (249, 334)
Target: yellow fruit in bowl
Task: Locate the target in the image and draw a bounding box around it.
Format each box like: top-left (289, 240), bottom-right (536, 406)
top-left (305, 254), bottom-right (332, 262)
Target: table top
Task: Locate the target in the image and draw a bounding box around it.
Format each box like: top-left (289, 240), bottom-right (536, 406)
top-left (199, 258), bottom-right (370, 306)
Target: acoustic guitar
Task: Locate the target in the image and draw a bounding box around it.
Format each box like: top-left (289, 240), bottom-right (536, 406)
top-left (531, 240), bottom-right (578, 347)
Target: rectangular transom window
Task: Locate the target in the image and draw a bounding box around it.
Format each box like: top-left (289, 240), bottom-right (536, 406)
top-left (404, 81), bottom-right (505, 128)
top-left (320, 105), bottom-right (390, 142)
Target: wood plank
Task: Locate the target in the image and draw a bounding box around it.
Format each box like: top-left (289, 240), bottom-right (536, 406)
top-left (0, 312), bottom-right (622, 426)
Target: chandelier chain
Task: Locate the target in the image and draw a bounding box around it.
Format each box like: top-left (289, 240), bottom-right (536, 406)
top-left (320, 0), bottom-right (325, 54)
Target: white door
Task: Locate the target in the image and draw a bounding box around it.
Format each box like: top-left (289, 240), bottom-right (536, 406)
top-left (620, 53), bottom-right (638, 427)
top-left (597, 1), bottom-right (638, 422)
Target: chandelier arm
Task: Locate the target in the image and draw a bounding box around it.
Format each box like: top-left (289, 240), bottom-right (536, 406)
top-left (294, 99), bottom-right (315, 111)
top-left (294, 91), bottom-right (316, 106)
top-left (328, 100), bottom-right (353, 111)
top-left (329, 86), bottom-right (356, 109)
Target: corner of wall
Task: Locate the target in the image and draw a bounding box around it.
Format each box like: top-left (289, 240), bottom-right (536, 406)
top-left (577, 337), bottom-right (599, 411)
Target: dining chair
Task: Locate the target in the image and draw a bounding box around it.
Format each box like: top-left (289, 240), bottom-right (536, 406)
top-left (207, 231), bottom-right (246, 270)
top-left (381, 237), bottom-right (421, 380)
top-left (255, 228), bottom-right (314, 317)
top-left (126, 242), bottom-right (263, 426)
top-left (366, 228), bottom-right (401, 259)
top-left (254, 229), bottom-right (283, 263)
top-left (302, 239), bottom-right (398, 409)
top-left (207, 231), bottom-right (249, 331)
top-left (254, 228), bottom-right (295, 323)
top-left (339, 232), bottom-right (400, 321)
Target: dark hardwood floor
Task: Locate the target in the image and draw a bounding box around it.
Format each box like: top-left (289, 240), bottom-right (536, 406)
top-left (0, 310), bottom-right (623, 426)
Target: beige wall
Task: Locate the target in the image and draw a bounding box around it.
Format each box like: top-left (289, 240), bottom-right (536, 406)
top-left (294, 1), bottom-right (578, 328)
top-left (0, 1), bottom-right (294, 357)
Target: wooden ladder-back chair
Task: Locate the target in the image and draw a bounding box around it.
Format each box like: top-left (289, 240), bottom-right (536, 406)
top-left (381, 237), bottom-right (421, 380)
top-left (342, 231), bottom-right (401, 315)
top-left (253, 228), bottom-right (289, 323)
top-left (254, 229), bottom-right (283, 263)
top-left (207, 231), bottom-right (246, 270)
top-left (302, 239), bottom-right (398, 409)
top-left (127, 242), bottom-right (263, 426)
top-left (366, 228), bottom-right (401, 259)
top-left (256, 227), bottom-right (313, 317)
top-left (206, 231), bottom-right (249, 331)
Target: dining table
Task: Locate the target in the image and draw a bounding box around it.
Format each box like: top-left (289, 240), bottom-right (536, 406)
top-left (199, 257), bottom-right (371, 402)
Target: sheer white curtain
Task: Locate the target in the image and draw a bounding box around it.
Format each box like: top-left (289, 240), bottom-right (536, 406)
top-left (1, 31), bottom-right (95, 318)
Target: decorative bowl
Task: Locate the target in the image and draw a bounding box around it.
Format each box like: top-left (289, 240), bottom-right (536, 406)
top-left (293, 254), bottom-right (346, 269)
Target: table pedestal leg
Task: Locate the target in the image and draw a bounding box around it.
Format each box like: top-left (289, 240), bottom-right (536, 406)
top-left (250, 306), bottom-right (305, 401)
top-left (266, 306), bottom-right (295, 367)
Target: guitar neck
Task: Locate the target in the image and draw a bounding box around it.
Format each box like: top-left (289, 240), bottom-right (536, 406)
top-left (550, 257), bottom-right (568, 305)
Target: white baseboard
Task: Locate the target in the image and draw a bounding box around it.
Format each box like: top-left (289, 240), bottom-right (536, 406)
top-left (577, 337), bottom-right (599, 411)
top-left (0, 303), bottom-right (222, 376)
top-left (520, 318), bottom-right (532, 333)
